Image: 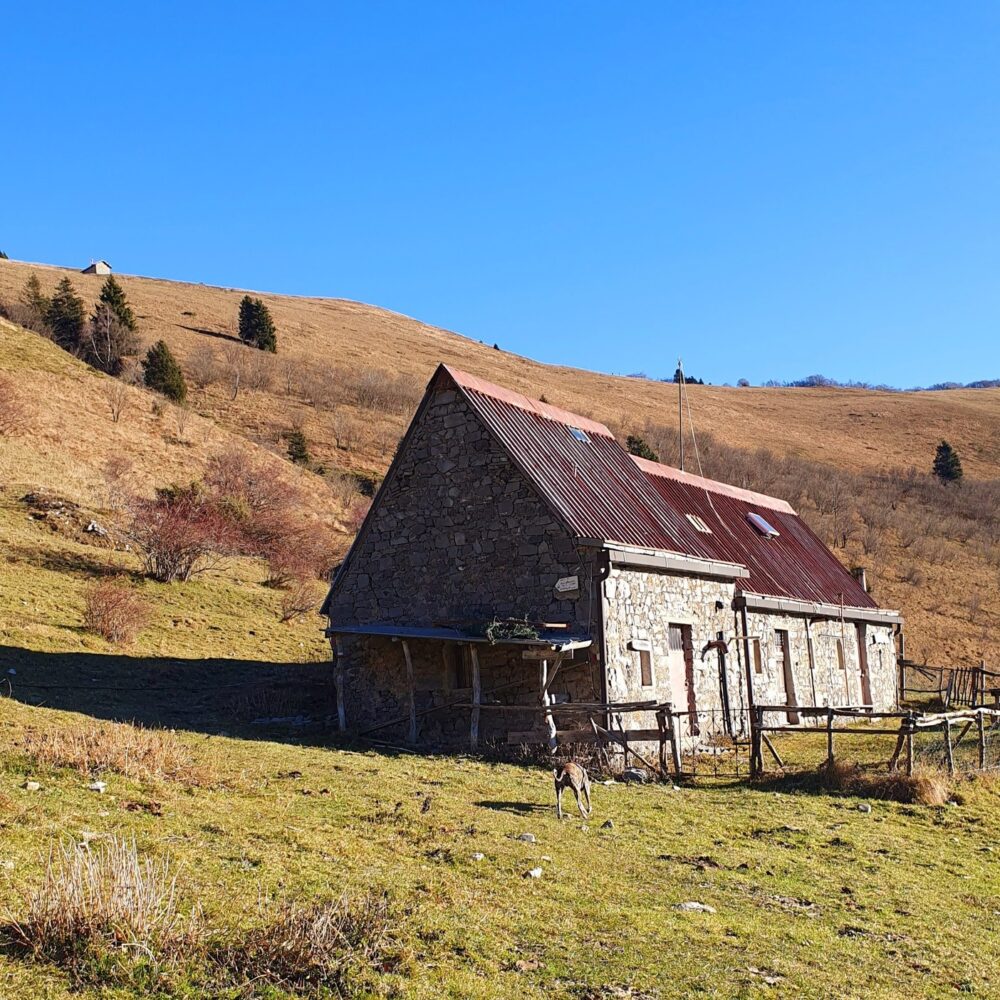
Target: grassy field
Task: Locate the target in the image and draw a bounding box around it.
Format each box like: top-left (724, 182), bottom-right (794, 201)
top-left (2, 696), bottom-right (1000, 999)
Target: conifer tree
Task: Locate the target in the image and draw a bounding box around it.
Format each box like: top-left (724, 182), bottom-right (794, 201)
top-left (142, 340), bottom-right (187, 402)
top-left (932, 441), bottom-right (963, 483)
top-left (20, 275), bottom-right (50, 318)
top-left (285, 428), bottom-right (310, 465)
top-left (96, 274), bottom-right (136, 332)
top-left (238, 295), bottom-right (278, 352)
top-left (626, 434), bottom-right (659, 462)
top-left (45, 277), bottom-right (86, 351)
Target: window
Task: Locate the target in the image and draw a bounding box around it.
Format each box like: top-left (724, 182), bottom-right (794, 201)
top-left (629, 639), bottom-right (654, 687)
top-left (568, 426), bottom-right (590, 444)
top-left (751, 638), bottom-right (763, 674)
top-left (639, 649), bottom-right (653, 687)
top-left (747, 512), bottom-right (780, 538)
top-left (836, 638), bottom-right (846, 672)
top-left (686, 513), bottom-right (712, 534)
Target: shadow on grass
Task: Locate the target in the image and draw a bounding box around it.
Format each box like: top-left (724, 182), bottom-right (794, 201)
top-left (6, 543), bottom-right (141, 581)
top-left (473, 800), bottom-right (547, 814)
top-left (179, 324), bottom-right (241, 344)
top-left (0, 644), bottom-right (337, 745)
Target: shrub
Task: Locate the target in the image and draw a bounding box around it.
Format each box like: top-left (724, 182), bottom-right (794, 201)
top-left (45, 277), bottom-right (87, 351)
top-left (279, 578), bottom-right (322, 622)
top-left (625, 434), bottom-right (659, 462)
top-left (82, 579), bottom-right (150, 643)
top-left (126, 484), bottom-right (240, 582)
top-left (238, 295), bottom-right (277, 352)
top-left (20, 720), bottom-right (209, 784)
top-left (6, 837), bottom-right (196, 986)
top-left (187, 343), bottom-right (221, 388)
top-left (212, 893), bottom-right (392, 994)
top-left (142, 340), bottom-right (187, 402)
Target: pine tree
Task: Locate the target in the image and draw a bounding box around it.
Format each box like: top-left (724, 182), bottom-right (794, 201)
top-left (626, 434), bottom-right (659, 462)
top-left (932, 441), bottom-right (963, 483)
top-left (96, 275), bottom-right (136, 332)
top-left (238, 295), bottom-right (278, 353)
top-left (20, 275), bottom-right (50, 318)
top-left (45, 277), bottom-right (86, 351)
top-left (142, 340), bottom-right (187, 402)
top-left (285, 428), bottom-right (310, 465)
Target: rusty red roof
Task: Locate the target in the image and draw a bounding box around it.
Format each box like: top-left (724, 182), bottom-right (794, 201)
top-left (441, 364), bottom-right (877, 610)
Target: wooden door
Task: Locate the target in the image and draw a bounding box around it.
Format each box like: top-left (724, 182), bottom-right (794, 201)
top-left (667, 625), bottom-right (697, 735)
top-left (775, 629), bottom-right (799, 724)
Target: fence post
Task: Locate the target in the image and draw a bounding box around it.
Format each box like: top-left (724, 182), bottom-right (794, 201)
top-left (944, 719), bottom-right (955, 775)
top-left (906, 715), bottom-right (914, 777)
top-left (656, 708), bottom-right (668, 780)
top-left (826, 707), bottom-right (835, 767)
top-left (668, 703), bottom-right (683, 780)
top-left (977, 710), bottom-right (986, 770)
top-left (750, 706), bottom-right (763, 780)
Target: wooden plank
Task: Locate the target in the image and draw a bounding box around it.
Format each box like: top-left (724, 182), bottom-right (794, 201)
top-left (401, 640), bottom-right (417, 744)
top-left (944, 719), bottom-right (955, 775)
top-left (470, 644), bottom-right (481, 752)
top-left (978, 711), bottom-right (987, 770)
top-left (334, 636), bottom-right (347, 732)
top-left (761, 733), bottom-right (784, 768)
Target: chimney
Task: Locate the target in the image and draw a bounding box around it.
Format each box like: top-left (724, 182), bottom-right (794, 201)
top-left (850, 566), bottom-right (867, 593)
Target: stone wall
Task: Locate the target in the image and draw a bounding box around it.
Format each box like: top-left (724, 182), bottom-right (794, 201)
top-left (602, 566), bottom-right (898, 742)
top-left (326, 384), bottom-right (603, 735)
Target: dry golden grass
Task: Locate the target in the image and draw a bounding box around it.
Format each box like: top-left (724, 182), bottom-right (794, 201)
top-left (0, 257), bottom-right (997, 667)
top-left (19, 721), bottom-right (212, 786)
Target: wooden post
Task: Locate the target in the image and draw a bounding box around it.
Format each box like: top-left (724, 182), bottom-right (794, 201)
top-left (826, 706), bottom-right (835, 767)
top-left (334, 635), bottom-right (347, 732)
top-left (977, 710), bottom-right (986, 770)
top-left (944, 719), bottom-right (955, 775)
top-left (906, 716), bottom-right (914, 777)
top-left (667, 702), bottom-right (682, 779)
top-left (401, 640), bottom-right (417, 744)
top-left (656, 708), bottom-right (668, 779)
top-left (469, 644), bottom-right (481, 752)
top-left (750, 706), bottom-right (764, 780)
top-left (540, 659), bottom-right (557, 749)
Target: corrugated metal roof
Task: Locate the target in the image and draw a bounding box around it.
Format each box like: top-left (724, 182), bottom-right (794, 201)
top-left (440, 365), bottom-right (878, 610)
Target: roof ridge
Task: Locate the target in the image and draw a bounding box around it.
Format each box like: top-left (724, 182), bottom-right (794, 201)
top-left (440, 364), bottom-right (613, 437)
top-left (632, 455), bottom-right (796, 514)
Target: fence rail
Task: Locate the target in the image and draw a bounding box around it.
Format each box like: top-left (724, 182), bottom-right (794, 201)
top-left (900, 660), bottom-right (998, 709)
top-left (749, 703), bottom-right (1000, 779)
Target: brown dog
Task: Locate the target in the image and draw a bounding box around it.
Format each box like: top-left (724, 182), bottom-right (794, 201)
top-left (554, 762), bottom-right (592, 819)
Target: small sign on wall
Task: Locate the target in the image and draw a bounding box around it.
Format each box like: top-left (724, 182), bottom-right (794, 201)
top-left (554, 575), bottom-right (580, 600)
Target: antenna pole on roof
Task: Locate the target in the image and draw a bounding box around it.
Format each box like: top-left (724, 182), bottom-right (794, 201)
top-left (677, 357), bottom-right (685, 471)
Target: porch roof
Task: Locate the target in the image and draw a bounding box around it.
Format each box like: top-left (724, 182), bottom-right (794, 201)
top-left (325, 622), bottom-right (592, 652)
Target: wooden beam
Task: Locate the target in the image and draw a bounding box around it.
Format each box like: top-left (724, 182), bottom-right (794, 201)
top-left (540, 659), bottom-right (557, 749)
top-left (401, 640), bottom-right (417, 744)
top-left (334, 635), bottom-right (347, 732)
top-left (469, 644), bottom-right (481, 752)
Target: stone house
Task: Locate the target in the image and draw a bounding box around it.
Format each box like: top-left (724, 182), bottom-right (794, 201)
top-left (322, 364), bottom-right (902, 749)
top-left (81, 260), bottom-right (112, 275)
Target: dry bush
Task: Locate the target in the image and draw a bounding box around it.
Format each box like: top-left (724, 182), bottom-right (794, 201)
top-left (902, 564), bottom-right (925, 587)
top-left (173, 403), bottom-right (193, 442)
top-left (6, 837), bottom-right (197, 983)
top-left (242, 349), bottom-right (275, 392)
top-left (967, 592), bottom-right (983, 624)
top-left (220, 342), bottom-right (247, 400)
top-left (913, 536), bottom-right (952, 566)
top-left (0, 373), bottom-right (30, 436)
top-left (330, 407), bottom-right (358, 450)
top-left (187, 343), bottom-right (221, 388)
top-left (348, 368), bottom-right (422, 415)
top-left (347, 497), bottom-right (371, 534)
top-left (326, 470), bottom-right (361, 506)
top-left (82, 579), bottom-right (151, 644)
top-left (105, 379), bottom-right (131, 424)
top-left (211, 893), bottom-right (392, 994)
top-left (20, 720), bottom-right (210, 784)
top-left (820, 760), bottom-right (950, 806)
top-left (279, 578), bottom-right (323, 622)
top-left (861, 524), bottom-right (883, 557)
top-left (102, 455), bottom-right (136, 513)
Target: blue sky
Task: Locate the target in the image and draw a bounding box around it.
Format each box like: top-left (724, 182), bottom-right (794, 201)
top-left (5, 3), bottom-right (1000, 386)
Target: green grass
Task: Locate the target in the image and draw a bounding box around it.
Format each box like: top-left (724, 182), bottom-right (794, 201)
top-left (2, 414), bottom-right (1000, 997)
top-left (2, 699), bottom-right (1000, 998)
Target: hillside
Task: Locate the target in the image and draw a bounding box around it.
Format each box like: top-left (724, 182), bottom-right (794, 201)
top-left (0, 257), bottom-right (996, 669)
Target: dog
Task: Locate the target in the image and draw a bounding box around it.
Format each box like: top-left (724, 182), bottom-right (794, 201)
top-left (554, 762), bottom-right (592, 819)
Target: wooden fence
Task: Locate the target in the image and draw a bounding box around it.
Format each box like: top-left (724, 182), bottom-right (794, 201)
top-left (899, 659), bottom-right (998, 709)
top-left (749, 704), bottom-right (1000, 780)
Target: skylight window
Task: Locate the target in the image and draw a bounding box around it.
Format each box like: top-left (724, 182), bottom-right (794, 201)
top-left (747, 512), bottom-right (780, 538)
top-left (686, 513), bottom-right (712, 534)
top-left (568, 427), bottom-right (590, 444)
